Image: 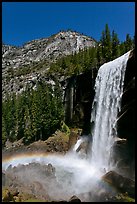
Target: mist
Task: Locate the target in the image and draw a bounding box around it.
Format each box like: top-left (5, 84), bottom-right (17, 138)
top-left (2, 143), bottom-right (116, 201)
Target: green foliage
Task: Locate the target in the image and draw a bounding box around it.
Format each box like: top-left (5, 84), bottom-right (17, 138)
top-left (115, 193), bottom-right (135, 202)
top-left (24, 199), bottom-right (46, 202)
top-left (2, 82), bottom-right (64, 146)
top-left (60, 121), bottom-right (70, 135)
top-left (2, 93), bottom-right (17, 142)
top-left (47, 24), bottom-right (134, 78)
top-left (48, 46), bottom-right (98, 77)
top-left (100, 24), bottom-right (112, 61)
top-left (125, 34), bottom-right (134, 52)
top-left (111, 30), bottom-right (120, 59)
top-left (99, 24), bottom-right (134, 63)
top-left (2, 116), bottom-right (7, 146)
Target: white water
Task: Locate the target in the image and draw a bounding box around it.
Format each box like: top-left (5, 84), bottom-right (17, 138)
top-left (73, 137), bottom-right (84, 152)
top-left (2, 153), bottom-right (102, 199)
top-left (90, 51), bottom-right (130, 171)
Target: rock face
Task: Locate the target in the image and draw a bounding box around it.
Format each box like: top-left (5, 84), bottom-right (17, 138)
top-left (2, 162), bottom-right (56, 201)
top-left (2, 130), bottom-right (69, 157)
top-left (2, 30), bottom-right (96, 97)
top-left (117, 50), bottom-right (135, 142)
top-left (3, 31), bottom-right (96, 69)
top-left (63, 70), bottom-right (97, 133)
top-left (2, 172), bottom-right (6, 186)
top-left (112, 138), bottom-right (135, 180)
top-left (64, 50), bottom-right (135, 134)
top-left (115, 50), bottom-right (135, 179)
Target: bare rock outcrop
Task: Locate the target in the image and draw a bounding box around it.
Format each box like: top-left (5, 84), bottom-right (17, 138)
top-left (102, 170), bottom-right (135, 198)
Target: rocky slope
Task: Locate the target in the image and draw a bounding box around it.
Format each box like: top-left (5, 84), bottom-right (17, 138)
top-left (3, 31), bottom-right (96, 69)
top-left (2, 30), bottom-right (96, 97)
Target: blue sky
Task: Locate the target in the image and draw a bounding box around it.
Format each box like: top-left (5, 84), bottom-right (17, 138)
top-left (2, 2), bottom-right (135, 46)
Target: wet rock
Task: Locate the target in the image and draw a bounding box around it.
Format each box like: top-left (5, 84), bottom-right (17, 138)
top-left (2, 189), bottom-right (15, 202)
top-left (112, 138), bottom-right (135, 179)
top-left (68, 131), bottom-right (79, 149)
top-left (76, 135), bottom-right (92, 156)
top-left (68, 195), bottom-right (81, 202)
top-left (46, 163), bottom-right (56, 178)
top-left (2, 172), bottom-right (6, 186)
top-left (102, 171), bottom-right (135, 198)
top-left (117, 49), bottom-right (135, 143)
top-left (5, 139), bottom-right (13, 149)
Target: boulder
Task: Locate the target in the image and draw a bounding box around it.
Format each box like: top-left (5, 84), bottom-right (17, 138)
top-left (102, 171), bottom-right (135, 198)
top-left (112, 138), bottom-right (135, 179)
top-left (68, 195), bottom-right (81, 202)
top-left (2, 189), bottom-right (15, 202)
top-left (46, 163), bottom-right (56, 178)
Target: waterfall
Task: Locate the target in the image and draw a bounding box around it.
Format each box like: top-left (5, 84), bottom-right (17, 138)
top-left (90, 51), bottom-right (130, 171)
top-left (73, 137), bottom-right (83, 152)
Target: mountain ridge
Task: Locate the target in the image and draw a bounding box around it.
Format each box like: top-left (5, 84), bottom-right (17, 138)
top-left (2, 30), bottom-right (96, 69)
top-left (2, 30), bottom-right (97, 47)
top-left (2, 30), bottom-right (97, 97)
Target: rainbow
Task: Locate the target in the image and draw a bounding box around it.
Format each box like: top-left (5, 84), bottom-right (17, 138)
top-left (2, 151), bottom-right (64, 171)
top-left (2, 151), bottom-right (117, 198)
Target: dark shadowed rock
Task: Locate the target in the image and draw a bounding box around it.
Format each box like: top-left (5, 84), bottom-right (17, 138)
top-left (117, 49), bottom-right (135, 142)
top-left (68, 195), bottom-right (81, 202)
top-left (68, 131), bottom-right (79, 149)
top-left (2, 172), bottom-right (6, 186)
top-left (102, 171), bottom-right (135, 198)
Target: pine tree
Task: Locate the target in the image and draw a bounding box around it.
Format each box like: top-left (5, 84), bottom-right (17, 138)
top-left (100, 24), bottom-right (112, 62)
top-left (2, 93), bottom-right (15, 141)
top-left (119, 42), bottom-right (126, 56)
top-left (125, 34), bottom-right (133, 52)
top-left (16, 92), bottom-right (26, 140)
top-left (61, 58), bottom-right (67, 70)
top-left (111, 30), bottom-right (120, 59)
top-left (133, 34), bottom-right (135, 48)
top-left (24, 105), bottom-right (32, 144)
top-left (96, 44), bottom-right (103, 66)
top-left (2, 116), bottom-right (7, 146)
top-left (30, 90), bottom-right (39, 142)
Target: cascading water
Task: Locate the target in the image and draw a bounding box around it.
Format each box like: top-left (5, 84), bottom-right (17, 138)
top-left (90, 51), bottom-right (130, 171)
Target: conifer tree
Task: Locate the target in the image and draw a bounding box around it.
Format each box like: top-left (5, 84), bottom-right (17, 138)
top-left (24, 105), bottom-right (32, 144)
top-left (100, 24), bottom-right (112, 62)
top-left (16, 91), bottom-right (26, 140)
top-left (125, 34), bottom-right (133, 52)
top-left (96, 43), bottom-right (103, 66)
top-left (2, 116), bottom-right (7, 146)
top-left (111, 30), bottom-right (120, 59)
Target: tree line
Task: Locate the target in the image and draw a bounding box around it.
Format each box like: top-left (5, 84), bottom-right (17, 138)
top-left (48, 24), bottom-right (134, 76)
top-left (2, 81), bottom-right (64, 146)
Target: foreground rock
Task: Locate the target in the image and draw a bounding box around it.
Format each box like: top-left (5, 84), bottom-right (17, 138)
top-left (2, 130), bottom-right (69, 159)
top-left (68, 195), bottom-right (81, 202)
top-left (2, 162), bottom-right (60, 202)
top-left (102, 170), bottom-right (135, 198)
